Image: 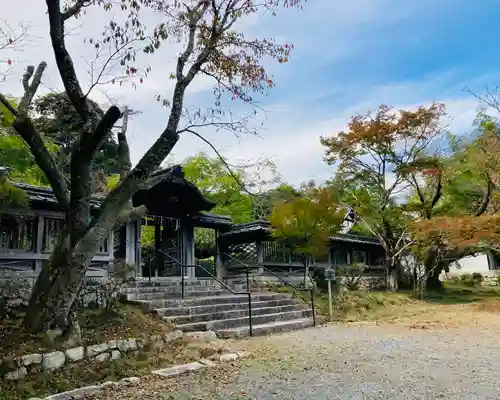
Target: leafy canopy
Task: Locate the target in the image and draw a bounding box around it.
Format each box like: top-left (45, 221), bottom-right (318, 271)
top-left (269, 187), bottom-right (344, 259)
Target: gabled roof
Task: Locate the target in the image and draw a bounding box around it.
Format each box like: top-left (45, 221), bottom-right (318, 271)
top-left (219, 220), bottom-right (270, 238)
top-left (219, 219), bottom-right (382, 246)
top-left (12, 181), bottom-right (103, 209)
top-left (192, 212), bottom-right (233, 228)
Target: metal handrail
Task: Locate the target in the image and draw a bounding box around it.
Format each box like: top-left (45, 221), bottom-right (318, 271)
top-left (260, 265), bottom-right (316, 327)
top-left (223, 252), bottom-right (251, 292)
top-left (158, 250), bottom-right (253, 337)
top-left (160, 251), bottom-right (186, 299)
top-left (223, 253), bottom-right (316, 327)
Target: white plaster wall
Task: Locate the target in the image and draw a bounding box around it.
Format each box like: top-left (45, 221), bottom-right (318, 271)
top-left (446, 253), bottom-right (490, 275)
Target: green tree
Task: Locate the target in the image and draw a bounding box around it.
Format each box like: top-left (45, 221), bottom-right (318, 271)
top-left (31, 92), bottom-right (120, 176)
top-left (183, 152), bottom-right (253, 224)
top-left (0, 97), bottom-right (55, 185)
top-left (321, 104), bottom-right (447, 290)
top-left (269, 187), bottom-right (343, 287)
top-left (0, 0), bottom-right (303, 334)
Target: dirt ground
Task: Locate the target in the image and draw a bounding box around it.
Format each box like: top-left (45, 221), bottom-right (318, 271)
top-left (86, 297), bottom-right (500, 400)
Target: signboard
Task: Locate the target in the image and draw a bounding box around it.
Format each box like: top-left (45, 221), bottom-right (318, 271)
top-left (324, 268), bottom-right (336, 281)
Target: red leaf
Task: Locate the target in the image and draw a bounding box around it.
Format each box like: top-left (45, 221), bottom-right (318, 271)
top-left (7, 59), bottom-right (12, 65)
top-left (140, 77), bottom-right (143, 84)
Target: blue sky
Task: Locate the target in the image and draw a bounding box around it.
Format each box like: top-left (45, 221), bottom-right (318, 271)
top-left (3, 0), bottom-right (500, 185)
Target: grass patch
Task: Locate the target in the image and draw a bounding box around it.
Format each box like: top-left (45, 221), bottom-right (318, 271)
top-left (0, 304), bottom-right (174, 358)
top-left (423, 282), bottom-right (500, 304)
top-left (273, 282), bottom-right (500, 322)
top-left (0, 338), bottom-right (227, 400)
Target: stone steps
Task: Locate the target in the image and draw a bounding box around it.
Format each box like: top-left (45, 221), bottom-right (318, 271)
top-left (127, 290), bottom-right (232, 301)
top-left (131, 293), bottom-right (292, 311)
top-left (122, 285), bottom-right (226, 294)
top-left (130, 279), bottom-right (217, 288)
top-left (217, 317), bottom-right (316, 339)
top-left (152, 298), bottom-right (299, 317)
top-left (127, 281), bottom-right (315, 338)
top-left (163, 304), bottom-right (307, 325)
top-left (175, 309), bottom-right (314, 332)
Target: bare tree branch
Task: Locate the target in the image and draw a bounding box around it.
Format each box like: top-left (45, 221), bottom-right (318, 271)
top-left (19, 63), bottom-right (47, 113)
top-left (46, 0), bottom-right (90, 120)
top-left (61, 0), bottom-right (94, 21)
top-left (118, 106), bottom-right (133, 181)
top-left (474, 175), bottom-right (494, 217)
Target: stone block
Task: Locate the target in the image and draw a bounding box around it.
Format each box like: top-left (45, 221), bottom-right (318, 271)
top-left (199, 358), bottom-right (216, 367)
top-left (107, 340), bottom-right (118, 349)
top-left (21, 353), bottom-right (42, 366)
top-left (5, 367), bottom-right (27, 380)
top-left (42, 351), bottom-right (66, 371)
top-left (120, 376), bottom-right (140, 385)
top-left (95, 353), bottom-right (110, 362)
top-left (111, 350), bottom-right (121, 360)
top-left (44, 385), bottom-right (101, 400)
top-left (164, 330), bottom-right (183, 343)
top-left (152, 362), bottom-right (206, 378)
top-left (236, 351), bottom-right (251, 359)
top-left (117, 338), bottom-right (137, 353)
top-left (218, 353), bottom-right (238, 362)
top-left (87, 343), bottom-right (109, 357)
top-left (100, 381), bottom-right (119, 388)
top-left (183, 331), bottom-right (217, 343)
top-left (65, 347), bottom-right (85, 362)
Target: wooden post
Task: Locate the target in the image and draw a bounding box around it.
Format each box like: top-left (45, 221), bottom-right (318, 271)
top-left (215, 230), bottom-right (226, 280)
top-left (256, 239), bottom-right (264, 276)
top-left (154, 217), bottom-right (161, 278)
top-left (125, 221), bottom-right (136, 267)
top-left (35, 215), bottom-right (45, 272)
top-left (136, 219), bottom-right (142, 278)
top-left (180, 219), bottom-right (195, 278)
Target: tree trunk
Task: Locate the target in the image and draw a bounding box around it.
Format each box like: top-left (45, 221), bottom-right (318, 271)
top-left (424, 248), bottom-right (444, 292)
top-left (385, 257), bottom-right (398, 292)
top-left (24, 213), bottom-right (112, 332)
top-left (425, 265), bottom-right (444, 291)
top-left (24, 232), bottom-right (70, 332)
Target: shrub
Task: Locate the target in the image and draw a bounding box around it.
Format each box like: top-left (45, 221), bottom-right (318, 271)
top-left (459, 272), bottom-right (484, 287)
top-left (472, 272), bottom-right (484, 284)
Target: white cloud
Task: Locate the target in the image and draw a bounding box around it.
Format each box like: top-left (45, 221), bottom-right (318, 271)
top-left (172, 81), bottom-right (483, 186)
top-left (0, 0), bottom-right (494, 189)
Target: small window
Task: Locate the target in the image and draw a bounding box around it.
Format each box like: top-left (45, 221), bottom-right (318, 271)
top-left (353, 250), bottom-right (367, 265)
top-left (334, 250), bottom-right (349, 265)
top-left (0, 215), bottom-right (36, 251)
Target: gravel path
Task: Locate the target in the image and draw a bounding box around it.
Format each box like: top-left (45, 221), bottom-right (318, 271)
top-left (160, 322), bottom-right (500, 400)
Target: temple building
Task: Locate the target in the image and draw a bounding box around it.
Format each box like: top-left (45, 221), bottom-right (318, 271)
top-left (0, 165), bottom-right (386, 282)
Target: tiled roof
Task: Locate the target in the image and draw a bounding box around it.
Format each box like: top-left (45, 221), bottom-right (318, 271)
top-left (192, 212), bottom-right (233, 227)
top-left (329, 233), bottom-right (382, 245)
top-left (219, 220), bottom-right (271, 238)
top-left (12, 182), bottom-right (103, 209)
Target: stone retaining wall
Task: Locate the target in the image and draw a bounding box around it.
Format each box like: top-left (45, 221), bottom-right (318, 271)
top-left (0, 330), bottom-right (217, 381)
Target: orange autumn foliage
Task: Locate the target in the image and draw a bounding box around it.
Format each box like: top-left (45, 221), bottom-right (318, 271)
top-left (321, 103), bottom-right (446, 171)
top-left (411, 214), bottom-right (500, 251)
